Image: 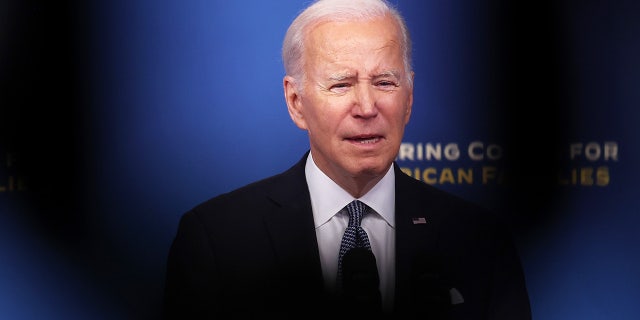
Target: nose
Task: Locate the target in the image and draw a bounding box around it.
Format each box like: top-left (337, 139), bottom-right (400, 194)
top-left (352, 84), bottom-right (378, 118)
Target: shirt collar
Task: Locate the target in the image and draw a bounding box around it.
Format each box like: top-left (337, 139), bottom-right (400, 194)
top-left (305, 152), bottom-right (396, 229)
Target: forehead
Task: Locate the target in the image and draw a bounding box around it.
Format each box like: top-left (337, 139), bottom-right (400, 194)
top-left (304, 15), bottom-right (403, 68)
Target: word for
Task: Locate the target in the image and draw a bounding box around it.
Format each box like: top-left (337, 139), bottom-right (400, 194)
top-left (569, 142), bottom-right (618, 161)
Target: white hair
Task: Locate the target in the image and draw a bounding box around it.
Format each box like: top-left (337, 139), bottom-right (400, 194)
top-left (282, 0), bottom-right (413, 89)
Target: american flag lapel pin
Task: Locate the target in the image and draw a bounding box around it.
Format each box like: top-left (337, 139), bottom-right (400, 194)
top-left (412, 217), bottom-right (427, 224)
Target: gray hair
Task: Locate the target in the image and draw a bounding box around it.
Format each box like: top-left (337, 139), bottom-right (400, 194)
top-left (282, 0), bottom-right (413, 89)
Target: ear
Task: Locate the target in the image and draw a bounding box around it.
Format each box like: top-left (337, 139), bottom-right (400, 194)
top-left (283, 75), bottom-right (308, 130)
top-left (404, 71), bottom-right (415, 125)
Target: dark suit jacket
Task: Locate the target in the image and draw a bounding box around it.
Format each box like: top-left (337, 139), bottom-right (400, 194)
top-left (163, 152), bottom-right (531, 319)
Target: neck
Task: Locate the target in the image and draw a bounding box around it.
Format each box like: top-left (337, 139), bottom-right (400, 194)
top-left (338, 173), bottom-right (385, 198)
top-left (309, 151), bottom-right (393, 198)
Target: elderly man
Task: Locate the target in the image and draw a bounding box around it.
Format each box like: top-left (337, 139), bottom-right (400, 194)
top-left (163, 0), bottom-right (532, 319)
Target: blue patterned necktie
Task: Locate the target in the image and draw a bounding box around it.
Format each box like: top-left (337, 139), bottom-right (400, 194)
top-left (337, 200), bottom-right (372, 281)
top-left (336, 200), bottom-right (382, 314)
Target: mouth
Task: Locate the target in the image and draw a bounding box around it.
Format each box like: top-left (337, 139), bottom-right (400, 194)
top-left (345, 135), bottom-right (383, 144)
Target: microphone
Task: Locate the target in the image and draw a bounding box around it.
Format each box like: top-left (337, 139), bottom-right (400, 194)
top-left (340, 247), bottom-right (382, 313)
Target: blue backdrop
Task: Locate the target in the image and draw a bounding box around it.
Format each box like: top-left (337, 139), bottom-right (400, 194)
top-left (1, 0), bottom-right (639, 319)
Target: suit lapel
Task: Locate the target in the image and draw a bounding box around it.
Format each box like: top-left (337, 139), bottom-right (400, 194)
top-left (393, 163), bottom-right (442, 310)
top-left (262, 152), bottom-right (324, 289)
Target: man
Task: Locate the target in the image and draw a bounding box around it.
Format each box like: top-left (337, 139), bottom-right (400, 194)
top-left (163, 0), bottom-right (532, 319)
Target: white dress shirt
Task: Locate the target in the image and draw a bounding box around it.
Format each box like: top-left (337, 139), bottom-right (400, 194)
top-left (305, 152), bottom-right (396, 312)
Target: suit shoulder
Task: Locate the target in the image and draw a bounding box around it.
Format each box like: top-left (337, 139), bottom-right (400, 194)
top-left (186, 156), bottom-right (308, 221)
top-left (191, 172), bottom-right (283, 213)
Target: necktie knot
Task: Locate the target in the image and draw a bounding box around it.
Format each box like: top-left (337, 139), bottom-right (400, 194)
top-left (346, 199), bottom-right (367, 227)
top-left (337, 200), bottom-right (373, 280)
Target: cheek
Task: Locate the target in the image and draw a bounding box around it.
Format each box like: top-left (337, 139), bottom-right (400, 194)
top-left (301, 110), bottom-right (330, 140)
top-left (312, 113), bottom-right (343, 141)
top-left (304, 99), bottom-right (343, 130)
top-left (379, 99), bottom-right (411, 124)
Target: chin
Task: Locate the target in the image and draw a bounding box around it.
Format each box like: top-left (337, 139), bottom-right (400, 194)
top-left (351, 161), bottom-right (390, 177)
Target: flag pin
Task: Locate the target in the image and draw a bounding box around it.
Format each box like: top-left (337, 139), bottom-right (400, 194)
top-left (412, 217), bottom-right (427, 224)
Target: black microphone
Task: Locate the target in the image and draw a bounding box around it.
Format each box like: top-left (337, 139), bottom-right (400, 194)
top-left (340, 247), bottom-right (383, 313)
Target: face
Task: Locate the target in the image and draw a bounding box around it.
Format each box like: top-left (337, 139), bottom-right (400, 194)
top-left (284, 15), bottom-right (413, 194)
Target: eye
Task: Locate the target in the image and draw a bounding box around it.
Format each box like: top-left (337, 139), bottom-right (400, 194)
top-left (329, 83), bottom-right (351, 92)
top-left (376, 80), bottom-right (399, 89)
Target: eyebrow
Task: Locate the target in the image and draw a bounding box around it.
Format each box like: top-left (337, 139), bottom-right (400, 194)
top-left (327, 70), bottom-right (401, 82)
top-left (328, 72), bottom-right (355, 82)
top-left (373, 70), bottom-right (401, 80)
